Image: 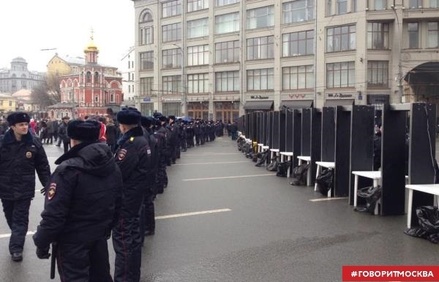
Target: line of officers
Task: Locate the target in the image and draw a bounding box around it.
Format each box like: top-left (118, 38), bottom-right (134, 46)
top-left (0, 108), bottom-right (218, 282)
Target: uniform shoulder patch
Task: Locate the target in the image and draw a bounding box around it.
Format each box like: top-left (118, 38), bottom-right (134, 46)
top-left (47, 183), bottom-right (57, 200)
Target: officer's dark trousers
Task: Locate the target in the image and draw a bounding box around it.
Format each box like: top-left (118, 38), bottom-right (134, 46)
top-left (113, 216), bottom-right (142, 282)
top-left (140, 194), bottom-right (155, 237)
top-left (1, 198), bottom-right (31, 254)
top-left (157, 158), bottom-right (168, 192)
top-left (56, 239), bottom-right (112, 282)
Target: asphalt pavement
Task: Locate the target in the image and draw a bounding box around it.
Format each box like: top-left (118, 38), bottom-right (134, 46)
top-left (0, 137), bottom-right (438, 282)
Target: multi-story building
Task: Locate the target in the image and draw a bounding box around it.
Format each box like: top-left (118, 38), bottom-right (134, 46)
top-left (47, 38), bottom-right (124, 119)
top-left (130, 0), bottom-right (439, 120)
top-left (0, 57), bottom-right (45, 93)
top-left (0, 93), bottom-right (17, 116)
top-left (120, 47), bottom-right (137, 108)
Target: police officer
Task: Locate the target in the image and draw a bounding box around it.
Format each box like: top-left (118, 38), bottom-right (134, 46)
top-left (113, 108), bottom-right (154, 282)
top-left (33, 119), bottom-right (122, 280)
top-left (140, 116), bottom-right (159, 237)
top-left (0, 112), bottom-right (51, 262)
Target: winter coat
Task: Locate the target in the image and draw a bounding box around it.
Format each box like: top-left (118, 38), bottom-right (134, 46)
top-left (0, 130), bottom-right (50, 200)
top-left (33, 142), bottom-right (123, 248)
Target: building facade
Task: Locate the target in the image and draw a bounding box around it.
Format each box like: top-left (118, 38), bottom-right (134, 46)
top-left (0, 57), bottom-right (45, 93)
top-left (130, 0), bottom-right (439, 120)
top-left (47, 39), bottom-right (124, 119)
top-left (120, 47), bottom-right (137, 108)
top-left (0, 93), bottom-right (17, 117)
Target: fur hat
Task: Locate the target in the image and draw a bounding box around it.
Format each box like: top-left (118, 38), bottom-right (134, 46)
top-left (158, 116), bottom-right (167, 122)
top-left (67, 119), bottom-right (101, 141)
top-left (117, 107), bottom-right (141, 125)
top-left (140, 116), bottom-right (154, 128)
top-left (7, 112), bottom-right (30, 125)
top-left (168, 115), bottom-right (176, 121)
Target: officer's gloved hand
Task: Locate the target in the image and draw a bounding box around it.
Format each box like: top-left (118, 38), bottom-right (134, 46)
top-left (40, 187), bottom-right (46, 195)
top-left (36, 247), bottom-right (50, 259)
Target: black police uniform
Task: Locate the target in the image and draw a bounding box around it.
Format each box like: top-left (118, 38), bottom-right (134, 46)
top-left (0, 129), bottom-right (50, 258)
top-left (33, 141), bottom-right (123, 281)
top-left (113, 125), bottom-right (153, 282)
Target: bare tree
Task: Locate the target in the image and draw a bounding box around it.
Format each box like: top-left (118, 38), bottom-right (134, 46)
top-left (31, 73), bottom-right (61, 109)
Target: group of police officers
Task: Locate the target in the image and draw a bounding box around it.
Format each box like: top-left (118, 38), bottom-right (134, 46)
top-left (0, 108), bottom-right (222, 281)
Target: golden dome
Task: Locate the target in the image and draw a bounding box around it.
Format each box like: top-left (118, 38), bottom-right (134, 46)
top-left (84, 29), bottom-right (99, 53)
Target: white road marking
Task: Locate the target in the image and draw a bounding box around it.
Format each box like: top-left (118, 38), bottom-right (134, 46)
top-left (155, 208), bottom-right (231, 220)
top-left (309, 197), bottom-right (348, 202)
top-left (0, 210), bottom-right (231, 239)
top-left (175, 161), bottom-right (248, 166)
top-left (182, 174), bottom-right (274, 181)
top-left (0, 230), bottom-right (35, 239)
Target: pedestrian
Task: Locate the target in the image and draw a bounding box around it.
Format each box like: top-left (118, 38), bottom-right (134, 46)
top-left (33, 119), bottom-right (123, 281)
top-left (0, 112), bottom-right (51, 262)
top-left (58, 116), bottom-right (71, 153)
top-left (105, 116), bottom-right (118, 153)
top-left (112, 107), bottom-right (154, 282)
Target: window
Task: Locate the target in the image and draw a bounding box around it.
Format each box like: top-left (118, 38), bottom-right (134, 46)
top-left (86, 71), bottom-right (91, 83)
top-left (374, 0), bottom-right (387, 9)
top-left (188, 0), bottom-right (208, 12)
top-left (247, 6), bottom-right (274, 29)
top-left (215, 41), bottom-right (240, 63)
top-left (409, 0), bottom-right (422, 8)
top-left (139, 10), bottom-right (154, 45)
top-left (367, 22), bottom-right (389, 49)
top-left (162, 75), bottom-right (182, 94)
top-left (247, 68), bottom-right (274, 91)
top-left (408, 23), bottom-right (419, 49)
top-left (162, 23), bottom-right (181, 42)
top-left (327, 24), bottom-right (356, 52)
top-left (140, 26), bottom-right (154, 45)
top-left (367, 61), bottom-right (389, 87)
top-left (247, 36), bottom-right (274, 60)
top-left (162, 49), bottom-right (181, 68)
top-left (94, 72), bottom-right (99, 84)
top-left (351, 0), bottom-right (357, 11)
top-left (282, 65), bottom-right (314, 90)
top-left (188, 45), bottom-right (209, 66)
top-left (283, 0), bottom-right (314, 24)
top-left (431, 0), bottom-right (439, 8)
top-left (162, 0), bottom-right (181, 18)
top-left (326, 0), bottom-right (333, 16)
top-left (140, 51), bottom-right (154, 71)
top-left (215, 71), bottom-right (240, 92)
top-left (215, 12), bottom-right (240, 34)
top-left (326, 62), bottom-right (355, 88)
top-left (140, 77), bottom-right (154, 97)
top-left (282, 30), bottom-right (314, 57)
top-left (216, 0), bottom-right (239, 6)
top-left (428, 22), bottom-right (439, 48)
top-left (187, 18), bottom-right (208, 38)
top-left (336, 0), bottom-right (347, 15)
top-left (188, 73), bottom-right (209, 93)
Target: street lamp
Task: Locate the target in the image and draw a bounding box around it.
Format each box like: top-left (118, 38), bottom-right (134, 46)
top-left (172, 44), bottom-right (186, 116)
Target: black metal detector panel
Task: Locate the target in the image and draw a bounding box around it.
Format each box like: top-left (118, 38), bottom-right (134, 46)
top-left (279, 111), bottom-right (286, 151)
top-left (237, 116), bottom-right (244, 132)
top-left (272, 111), bottom-right (280, 149)
top-left (321, 107), bottom-right (335, 162)
top-left (301, 108), bottom-right (311, 156)
top-left (260, 112), bottom-right (267, 145)
top-left (285, 110), bottom-right (293, 152)
top-left (409, 103), bottom-right (436, 226)
top-left (247, 112), bottom-right (256, 141)
top-left (310, 108), bottom-right (322, 185)
top-left (381, 106), bottom-right (407, 215)
top-left (349, 105), bottom-right (374, 205)
top-left (334, 106), bottom-right (351, 197)
top-left (267, 112), bottom-right (274, 148)
top-left (244, 114), bottom-right (250, 138)
top-left (258, 112), bottom-right (264, 144)
top-left (292, 110), bottom-right (302, 168)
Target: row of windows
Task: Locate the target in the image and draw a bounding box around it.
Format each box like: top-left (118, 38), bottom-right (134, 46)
top-left (137, 61), bottom-right (389, 95)
top-left (141, 20), bottom-right (439, 65)
top-left (159, 0), bottom-right (439, 22)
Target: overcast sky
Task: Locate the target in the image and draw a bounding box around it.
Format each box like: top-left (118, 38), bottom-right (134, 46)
top-left (0, 0), bottom-right (135, 72)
